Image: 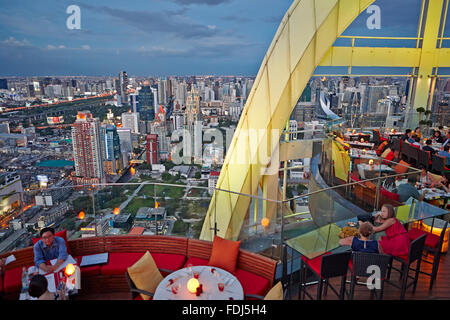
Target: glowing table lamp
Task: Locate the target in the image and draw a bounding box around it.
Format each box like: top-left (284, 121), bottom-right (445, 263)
top-left (187, 278), bottom-right (200, 294)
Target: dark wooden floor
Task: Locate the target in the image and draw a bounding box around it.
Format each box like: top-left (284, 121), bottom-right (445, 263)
top-left (76, 251), bottom-right (450, 300)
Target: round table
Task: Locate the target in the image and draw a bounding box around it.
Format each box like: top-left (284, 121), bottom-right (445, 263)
top-left (153, 266), bottom-right (244, 300)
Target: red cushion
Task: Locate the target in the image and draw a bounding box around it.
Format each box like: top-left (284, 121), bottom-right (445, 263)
top-left (397, 255), bottom-right (409, 262)
top-left (301, 252), bottom-right (331, 278)
top-left (184, 257), bottom-right (209, 267)
top-left (0, 274), bottom-right (3, 293)
top-left (349, 259), bottom-right (353, 272)
top-left (408, 228), bottom-right (440, 249)
top-left (234, 268), bottom-right (270, 297)
top-left (73, 256), bottom-right (101, 276)
top-left (32, 230), bottom-right (71, 255)
top-left (151, 253), bottom-right (186, 276)
top-left (380, 187), bottom-right (400, 201)
top-left (3, 266), bottom-right (31, 294)
top-left (382, 151), bottom-right (395, 165)
top-left (100, 252), bottom-right (145, 275)
top-left (350, 174), bottom-right (360, 182)
top-left (134, 294), bottom-right (143, 300)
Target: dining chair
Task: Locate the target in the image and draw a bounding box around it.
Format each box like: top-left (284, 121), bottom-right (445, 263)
top-left (125, 267), bottom-right (172, 300)
top-left (347, 252), bottom-right (392, 300)
top-left (299, 251), bottom-right (351, 300)
top-left (407, 219), bottom-right (448, 289)
top-left (387, 234), bottom-right (427, 300)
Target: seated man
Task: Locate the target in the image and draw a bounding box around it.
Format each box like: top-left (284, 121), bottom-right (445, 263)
top-left (33, 227), bottom-right (68, 273)
top-left (438, 144), bottom-right (450, 166)
top-left (422, 139), bottom-right (437, 155)
top-left (396, 174), bottom-right (427, 203)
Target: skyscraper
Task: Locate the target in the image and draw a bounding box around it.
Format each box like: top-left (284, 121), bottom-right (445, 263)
top-left (0, 79), bottom-right (7, 90)
top-left (118, 71), bottom-right (129, 105)
top-left (101, 125), bottom-right (123, 175)
top-left (121, 112), bottom-right (140, 134)
top-left (71, 111), bottom-right (105, 185)
top-left (146, 134), bottom-right (159, 165)
top-left (138, 82), bottom-right (155, 121)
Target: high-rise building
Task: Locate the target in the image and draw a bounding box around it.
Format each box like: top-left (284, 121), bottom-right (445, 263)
top-left (118, 71), bottom-right (129, 105)
top-left (130, 93), bottom-right (139, 113)
top-left (0, 172), bottom-right (23, 214)
top-left (0, 122), bottom-right (10, 134)
top-left (0, 79), bottom-right (7, 90)
top-left (146, 134), bottom-right (159, 165)
top-left (184, 90), bottom-right (201, 159)
top-left (158, 79), bottom-right (168, 106)
top-left (121, 112), bottom-right (140, 134)
top-left (101, 125), bottom-right (123, 175)
top-left (138, 82), bottom-right (155, 121)
top-left (71, 111), bottom-right (105, 185)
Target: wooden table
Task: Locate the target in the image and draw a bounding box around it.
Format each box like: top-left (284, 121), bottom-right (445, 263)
top-left (153, 266), bottom-right (244, 300)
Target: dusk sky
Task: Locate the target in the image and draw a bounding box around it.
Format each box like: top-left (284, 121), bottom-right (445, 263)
top-left (0, 0), bottom-right (446, 77)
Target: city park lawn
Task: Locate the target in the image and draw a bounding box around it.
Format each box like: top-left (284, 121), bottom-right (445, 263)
top-left (123, 198), bottom-right (155, 216)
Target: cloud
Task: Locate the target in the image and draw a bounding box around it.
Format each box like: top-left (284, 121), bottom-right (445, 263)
top-left (81, 45), bottom-right (91, 50)
top-left (221, 15), bottom-right (252, 23)
top-left (82, 4), bottom-right (219, 39)
top-left (47, 45), bottom-right (66, 50)
top-left (2, 37), bottom-right (31, 47)
top-left (168, 0), bottom-right (232, 5)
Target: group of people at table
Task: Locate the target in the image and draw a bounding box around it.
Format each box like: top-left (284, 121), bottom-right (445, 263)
top-left (401, 126), bottom-right (450, 165)
top-left (338, 204), bottom-right (410, 257)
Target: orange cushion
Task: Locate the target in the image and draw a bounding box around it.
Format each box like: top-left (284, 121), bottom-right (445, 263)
top-left (394, 160), bottom-right (411, 174)
top-left (376, 141), bottom-right (388, 156)
top-left (208, 235), bottom-right (241, 274)
top-left (32, 229), bottom-right (71, 255)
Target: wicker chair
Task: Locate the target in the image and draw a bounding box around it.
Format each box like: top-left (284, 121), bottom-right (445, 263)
top-left (348, 252), bottom-right (393, 300)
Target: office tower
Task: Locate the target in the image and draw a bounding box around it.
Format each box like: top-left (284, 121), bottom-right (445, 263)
top-left (183, 90), bottom-right (201, 160)
top-left (118, 71), bottom-right (129, 105)
top-left (146, 134), bottom-right (159, 165)
top-left (0, 79), bottom-right (7, 90)
top-left (138, 82), bottom-right (155, 121)
top-left (121, 112), bottom-right (140, 134)
top-left (0, 122), bottom-right (10, 134)
top-left (101, 125), bottom-right (123, 175)
top-left (117, 128), bottom-right (133, 153)
top-left (158, 79), bottom-right (168, 105)
top-left (0, 172), bottom-right (23, 214)
top-left (130, 93), bottom-right (139, 113)
top-left (71, 111), bottom-right (105, 185)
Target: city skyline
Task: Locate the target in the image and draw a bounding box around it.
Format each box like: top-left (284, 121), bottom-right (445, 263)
top-left (0, 0), bottom-right (293, 76)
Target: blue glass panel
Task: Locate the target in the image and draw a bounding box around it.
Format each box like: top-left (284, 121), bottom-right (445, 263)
top-left (437, 67), bottom-right (450, 75)
top-left (354, 38), bottom-right (417, 48)
top-left (351, 67), bottom-right (413, 75)
top-left (313, 66), bottom-right (348, 75)
top-left (342, 0), bottom-right (422, 38)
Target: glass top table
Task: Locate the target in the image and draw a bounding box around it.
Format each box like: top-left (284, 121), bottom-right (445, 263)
top-left (285, 197), bottom-right (449, 260)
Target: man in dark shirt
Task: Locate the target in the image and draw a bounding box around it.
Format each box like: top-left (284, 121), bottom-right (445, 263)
top-left (397, 174), bottom-right (427, 202)
top-left (423, 139), bottom-right (437, 155)
top-left (401, 129), bottom-right (412, 142)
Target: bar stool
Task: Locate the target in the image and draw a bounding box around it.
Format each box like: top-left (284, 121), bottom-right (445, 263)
top-left (299, 251), bottom-right (351, 300)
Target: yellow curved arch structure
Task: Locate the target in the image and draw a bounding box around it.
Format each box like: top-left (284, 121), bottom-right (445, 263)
top-left (201, 0), bottom-right (375, 241)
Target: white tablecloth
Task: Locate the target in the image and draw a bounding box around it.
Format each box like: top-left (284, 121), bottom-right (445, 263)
top-left (153, 266), bottom-right (244, 300)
